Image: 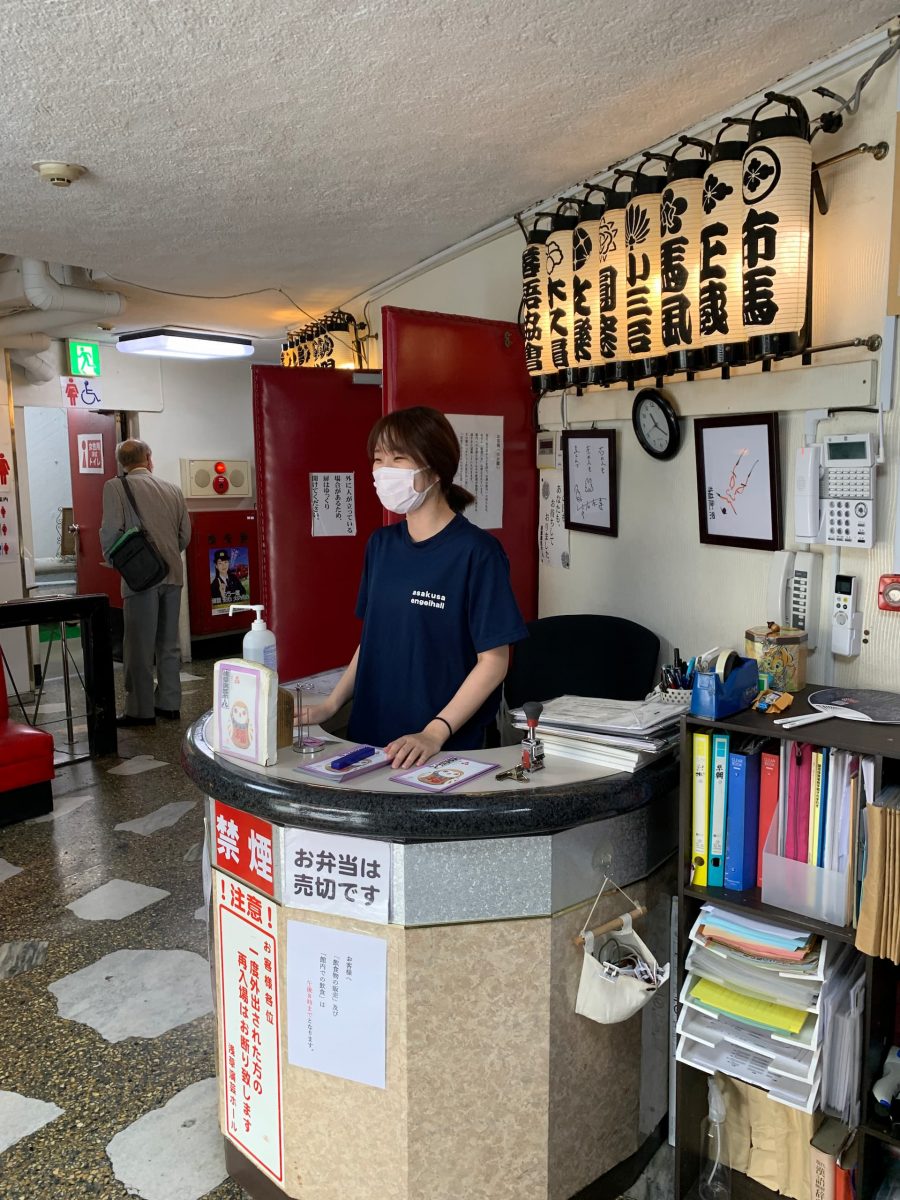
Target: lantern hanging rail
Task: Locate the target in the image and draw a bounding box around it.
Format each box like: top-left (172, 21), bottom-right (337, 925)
top-left (799, 333), bottom-right (882, 365)
top-left (812, 142), bottom-right (890, 214)
top-left (573, 905), bottom-right (648, 947)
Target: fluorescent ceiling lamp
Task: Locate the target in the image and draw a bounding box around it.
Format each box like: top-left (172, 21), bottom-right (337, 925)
top-left (116, 329), bottom-right (254, 360)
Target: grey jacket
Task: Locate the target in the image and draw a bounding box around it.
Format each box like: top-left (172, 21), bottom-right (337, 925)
top-left (100, 468), bottom-right (191, 597)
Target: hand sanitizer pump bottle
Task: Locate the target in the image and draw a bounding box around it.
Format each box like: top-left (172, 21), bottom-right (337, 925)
top-left (698, 1077), bottom-right (731, 1200)
top-left (229, 605), bottom-right (277, 673)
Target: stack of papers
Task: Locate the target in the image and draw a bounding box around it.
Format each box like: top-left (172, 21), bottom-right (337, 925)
top-left (510, 695), bottom-right (683, 773)
top-left (677, 904), bottom-right (831, 1112)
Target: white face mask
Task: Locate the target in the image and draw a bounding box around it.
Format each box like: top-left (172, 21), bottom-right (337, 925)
top-left (373, 466), bottom-right (435, 515)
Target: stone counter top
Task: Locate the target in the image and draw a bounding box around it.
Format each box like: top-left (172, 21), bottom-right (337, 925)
top-left (182, 714), bottom-right (679, 843)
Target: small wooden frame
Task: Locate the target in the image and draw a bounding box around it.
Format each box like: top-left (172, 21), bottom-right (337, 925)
top-left (561, 429), bottom-right (618, 537)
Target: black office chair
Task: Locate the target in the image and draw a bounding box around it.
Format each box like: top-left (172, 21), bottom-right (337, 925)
top-left (503, 614), bottom-right (661, 711)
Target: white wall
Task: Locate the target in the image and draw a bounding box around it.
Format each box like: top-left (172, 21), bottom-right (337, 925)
top-left (21, 407), bottom-right (72, 558)
top-left (352, 51), bottom-right (900, 692)
top-left (138, 359), bottom-right (254, 500)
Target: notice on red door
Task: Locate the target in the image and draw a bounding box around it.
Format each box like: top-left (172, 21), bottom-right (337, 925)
top-left (215, 870), bottom-right (283, 1185)
top-left (213, 799), bottom-right (277, 897)
top-left (77, 433), bottom-right (105, 474)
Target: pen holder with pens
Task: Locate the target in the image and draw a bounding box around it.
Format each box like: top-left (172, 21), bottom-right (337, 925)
top-left (647, 686), bottom-right (693, 707)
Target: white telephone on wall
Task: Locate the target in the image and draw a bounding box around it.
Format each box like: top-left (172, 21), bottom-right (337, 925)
top-left (767, 550), bottom-right (823, 650)
top-left (795, 433), bottom-right (877, 549)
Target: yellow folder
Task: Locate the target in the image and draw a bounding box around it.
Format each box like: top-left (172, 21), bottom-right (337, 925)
top-left (692, 731), bottom-right (711, 888)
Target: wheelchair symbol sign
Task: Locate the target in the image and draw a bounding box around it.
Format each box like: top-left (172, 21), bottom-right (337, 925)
top-left (59, 375), bottom-right (103, 408)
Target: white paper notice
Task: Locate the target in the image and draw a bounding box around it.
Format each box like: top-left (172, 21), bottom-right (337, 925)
top-left (310, 472), bottom-right (356, 537)
top-left (215, 871), bottom-right (283, 1185)
top-left (287, 921), bottom-right (387, 1089)
top-left (282, 829), bottom-right (391, 923)
top-left (76, 433), bottom-right (105, 474)
top-left (446, 414), bottom-right (503, 530)
top-left (538, 469), bottom-right (569, 568)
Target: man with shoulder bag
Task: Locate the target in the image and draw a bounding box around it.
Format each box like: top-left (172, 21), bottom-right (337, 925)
top-left (100, 439), bottom-right (191, 727)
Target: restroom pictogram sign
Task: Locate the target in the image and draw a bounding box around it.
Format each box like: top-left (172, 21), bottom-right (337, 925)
top-left (77, 434), bottom-right (104, 474)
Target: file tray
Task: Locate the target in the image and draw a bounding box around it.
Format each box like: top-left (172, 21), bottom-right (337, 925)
top-left (690, 655), bottom-right (759, 720)
top-left (761, 802), bottom-right (850, 927)
top-left (688, 908), bottom-right (829, 983)
top-left (676, 1032), bottom-right (820, 1113)
top-left (677, 1004), bottom-right (820, 1084)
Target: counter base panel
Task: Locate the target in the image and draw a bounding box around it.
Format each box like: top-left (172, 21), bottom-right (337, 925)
top-left (215, 861), bottom-right (675, 1200)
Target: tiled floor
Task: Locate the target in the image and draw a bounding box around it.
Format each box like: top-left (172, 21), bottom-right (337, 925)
top-left (0, 656), bottom-right (245, 1199)
top-left (1, 653), bottom-right (671, 1200)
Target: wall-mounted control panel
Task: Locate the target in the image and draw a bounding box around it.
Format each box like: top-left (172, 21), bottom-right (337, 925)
top-left (180, 458), bottom-right (252, 500)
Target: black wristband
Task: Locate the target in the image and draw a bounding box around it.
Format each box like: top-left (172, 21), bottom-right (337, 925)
top-left (434, 715), bottom-right (453, 737)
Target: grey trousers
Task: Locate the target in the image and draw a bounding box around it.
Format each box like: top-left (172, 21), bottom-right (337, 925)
top-left (122, 584), bottom-right (183, 718)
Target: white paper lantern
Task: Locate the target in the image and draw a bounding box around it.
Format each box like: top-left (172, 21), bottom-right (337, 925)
top-left (573, 189), bottom-right (630, 384)
top-left (741, 95), bottom-right (812, 358)
top-left (544, 213), bottom-right (579, 383)
top-left (623, 173), bottom-right (667, 379)
top-left (324, 311), bottom-right (360, 369)
top-left (522, 228), bottom-right (551, 381)
top-left (699, 128), bottom-right (750, 368)
top-left (661, 149), bottom-right (707, 373)
top-left (570, 204), bottom-right (601, 383)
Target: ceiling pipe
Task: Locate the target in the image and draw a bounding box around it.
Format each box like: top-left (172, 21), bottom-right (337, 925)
top-left (8, 350), bottom-right (56, 384)
top-left (1, 333), bottom-right (51, 351)
top-left (61, 264), bottom-right (94, 288)
top-left (0, 307), bottom-right (105, 338)
top-left (21, 257), bottom-right (125, 316)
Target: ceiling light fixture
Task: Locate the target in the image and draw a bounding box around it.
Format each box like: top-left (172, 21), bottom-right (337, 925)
top-left (116, 329), bottom-right (254, 361)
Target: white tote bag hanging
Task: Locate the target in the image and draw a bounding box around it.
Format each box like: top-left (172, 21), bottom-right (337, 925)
top-left (574, 877), bottom-right (670, 1026)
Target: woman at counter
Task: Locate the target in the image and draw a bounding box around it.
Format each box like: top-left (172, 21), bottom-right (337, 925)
top-left (304, 406), bottom-right (527, 768)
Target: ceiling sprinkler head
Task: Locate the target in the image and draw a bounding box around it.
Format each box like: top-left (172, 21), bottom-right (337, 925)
top-left (31, 161), bottom-right (87, 188)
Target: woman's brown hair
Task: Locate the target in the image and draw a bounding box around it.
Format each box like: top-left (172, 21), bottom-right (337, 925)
top-left (367, 406), bottom-right (475, 512)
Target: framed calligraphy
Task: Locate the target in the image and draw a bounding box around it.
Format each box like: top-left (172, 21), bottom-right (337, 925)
top-left (561, 430), bottom-right (618, 537)
top-left (694, 412), bottom-right (782, 551)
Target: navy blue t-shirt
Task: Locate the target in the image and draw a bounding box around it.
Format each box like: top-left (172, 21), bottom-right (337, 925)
top-left (347, 514), bottom-right (527, 749)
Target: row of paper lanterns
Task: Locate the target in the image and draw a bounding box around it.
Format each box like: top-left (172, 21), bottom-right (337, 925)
top-left (281, 311), bottom-right (361, 369)
top-left (522, 94), bottom-right (813, 389)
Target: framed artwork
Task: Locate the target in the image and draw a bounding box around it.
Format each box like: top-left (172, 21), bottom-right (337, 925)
top-left (694, 412), bottom-right (782, 551)
top-left (561, 430), bottom-right (618, 537)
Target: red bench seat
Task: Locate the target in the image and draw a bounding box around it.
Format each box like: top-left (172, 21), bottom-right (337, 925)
top-left (1, 686), bottom-right (55, 823)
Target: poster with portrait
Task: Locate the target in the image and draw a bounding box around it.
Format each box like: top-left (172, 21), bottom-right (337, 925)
top-left (210, 546), bottom-right (251, 616)
top-left (694, 413), bottom-right (782, 551)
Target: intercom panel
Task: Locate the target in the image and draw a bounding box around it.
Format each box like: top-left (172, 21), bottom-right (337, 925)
top-left (767, 549), bottom-right (822, 650)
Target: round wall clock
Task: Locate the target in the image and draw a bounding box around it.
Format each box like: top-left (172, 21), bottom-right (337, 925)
top-left (632, 388), bottom-right (681, 460)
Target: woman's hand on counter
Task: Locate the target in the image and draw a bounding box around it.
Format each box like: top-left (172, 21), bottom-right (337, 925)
top-left (299, 700), bottom-right (337, 728)
top-left (385, 723), bottom-right (448, 769)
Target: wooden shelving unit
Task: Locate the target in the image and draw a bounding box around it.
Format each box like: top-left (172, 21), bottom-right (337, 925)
top-left (675, 686), bottom-right (900, 1200)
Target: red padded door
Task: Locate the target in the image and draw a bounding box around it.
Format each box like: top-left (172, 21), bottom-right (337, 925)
top-left (253, 367), bottom-right (383, 680)
top-left (381, 306), bottom-right (537, 621)
top-left (67, 409), bottom-right (121, 609)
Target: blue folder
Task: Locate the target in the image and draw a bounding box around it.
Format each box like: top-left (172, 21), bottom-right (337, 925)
top-left (724, 748), bottom-right (762, 891)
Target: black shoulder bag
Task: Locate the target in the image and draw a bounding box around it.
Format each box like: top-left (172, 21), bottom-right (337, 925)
top-left (106, 474), bottom-right (168, 591)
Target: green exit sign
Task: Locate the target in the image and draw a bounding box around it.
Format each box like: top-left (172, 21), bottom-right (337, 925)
top-left (67, 339), bottom-right (101, 377)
